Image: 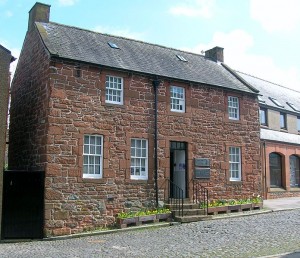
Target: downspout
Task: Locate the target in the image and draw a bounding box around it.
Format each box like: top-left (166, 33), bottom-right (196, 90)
top-left (263, 141), bottom-right (267, 199)
top-left (152, 79), bottom-right (160, 208)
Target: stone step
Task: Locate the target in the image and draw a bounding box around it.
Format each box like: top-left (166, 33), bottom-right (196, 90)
top-left (168, 198), bottom-right (191, 204)
top-left (166, 203), bottom-right (200, 210)
top-left (174, 215), bottom-right (212, 223)
top-left (172, 208), bottom-right (206, 216)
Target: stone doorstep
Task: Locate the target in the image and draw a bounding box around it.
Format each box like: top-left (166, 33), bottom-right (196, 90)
top-left (175, 215), bottom-right (213, 223)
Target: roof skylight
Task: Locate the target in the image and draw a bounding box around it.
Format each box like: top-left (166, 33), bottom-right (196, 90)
top-left (108, 42), bottom-right (119, 49)
top-left (269, 97), bottom-right (284, 107)
top-left (286, 102), bottom-right (300, 112)
top-left (176, 54), bottom-right (187, 62)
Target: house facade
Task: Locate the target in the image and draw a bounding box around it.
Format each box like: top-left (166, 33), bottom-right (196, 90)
top-left (237, 72), bottom-right (300, 199)
top-left (9, 3), bottom-right (261, 237)
top-left (0, 45), bottom-right (15, 238)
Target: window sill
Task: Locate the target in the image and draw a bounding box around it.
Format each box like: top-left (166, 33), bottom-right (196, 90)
top-left (104, 103), bottom-right (125, 108)
top-left (270, 187), bottom-right (286, 192)
top-left (290, 187), bottom-right (300, 192)
top-left (80, 178), bottom-right (106, 183)
top-left (125, 179), bottom-right (153, 184)
top-left (228, 180), bottom-right (242, 184)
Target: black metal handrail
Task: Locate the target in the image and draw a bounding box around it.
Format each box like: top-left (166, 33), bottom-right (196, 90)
top-left (192, 179), bottom-right (209, 215)
top-left (165, 179), bottom-right (184, 218)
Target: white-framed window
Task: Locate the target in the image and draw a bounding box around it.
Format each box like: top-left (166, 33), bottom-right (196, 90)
top-left (229, 147), bottom-right (241, 181)
top-left (105, 75), bottom-right (123, 104)
top-left (83, 135), bottom-right (103, 178)
top-left (280, 112), bottom-right (287, 129)
top-left (259, 108), bottom-right (267, 126)
top-left (130, 138), bottom-right (148, 180)
top-left (170, 86), bottom-right (185, 112)
top-left (297, 117), bottom-right (300, 132)
top-left (228, 96), bottom-right (239, 120)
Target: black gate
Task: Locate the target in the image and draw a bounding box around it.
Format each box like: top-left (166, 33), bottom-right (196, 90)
top-left (2, 170), bottom-right (44, 239)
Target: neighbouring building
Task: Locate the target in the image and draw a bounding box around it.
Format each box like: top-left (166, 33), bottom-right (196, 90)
top-left (237, 71), bottom-right (300, 199)
top-left (0, 45), bottom-right (15, 238)
top-left (8, 2), bottom-right (261, 237)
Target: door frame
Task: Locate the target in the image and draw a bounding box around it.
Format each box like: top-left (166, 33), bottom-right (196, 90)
top-left (170, 141), bottom-right (188, 198)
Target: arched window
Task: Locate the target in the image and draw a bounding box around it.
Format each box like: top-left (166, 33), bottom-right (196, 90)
top-left (290, 155), bottom-right (300, 187)
top-left (269, 153), bottom-right (282, 187)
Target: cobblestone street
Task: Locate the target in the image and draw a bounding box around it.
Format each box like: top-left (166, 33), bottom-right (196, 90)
top-left (1, 210), bottom-right (300, 258)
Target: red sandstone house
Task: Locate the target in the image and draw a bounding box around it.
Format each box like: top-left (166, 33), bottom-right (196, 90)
top-left (6, 3), bottom-right (261, 238)
top-left (237, 72), bottom-right (300, 199)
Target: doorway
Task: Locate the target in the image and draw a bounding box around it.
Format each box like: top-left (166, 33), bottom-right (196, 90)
top-left (170, 141), bottom-right (187, 198)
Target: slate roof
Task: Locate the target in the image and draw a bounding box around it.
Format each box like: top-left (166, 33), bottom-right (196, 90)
top-left (261, 128), bottom-right (300, 144)
top-left (237, 71), bottom-right (300, 114)
top-left (35, 22), bottom-right (256, 94)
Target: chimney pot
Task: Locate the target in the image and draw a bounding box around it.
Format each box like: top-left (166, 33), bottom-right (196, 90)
top-left (205, 46), bottom-right (224, 63)
top-left (28, 2), bottom-right (51, 31)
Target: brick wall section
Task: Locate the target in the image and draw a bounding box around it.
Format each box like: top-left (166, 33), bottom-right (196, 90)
top-left (9, 28), bottom-right (50, 170)
top-left (0, 45), bottom-right (13, 239)
top-left (42, 58), bottom-right (261, 236)
top-left (10, 27), bottom-right (261, 237)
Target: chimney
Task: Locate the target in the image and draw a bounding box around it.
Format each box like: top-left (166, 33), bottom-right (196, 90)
top-left (205, 46), bottom-right (224, 63)
top-left (28, 2), bottom-right (51, 31)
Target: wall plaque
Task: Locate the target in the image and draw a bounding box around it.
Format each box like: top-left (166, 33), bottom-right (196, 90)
top-left (194, 168), bottom-right (210, 179)
top-left (194, 158), bottom-right (210, 167)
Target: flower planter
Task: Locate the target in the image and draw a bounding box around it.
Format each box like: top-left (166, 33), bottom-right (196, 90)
top-left (228, 204), bottom-right (241, 212)
top-left (252, 202), bottom-right (263, 210)
top-left (241, 203), bottom-right (252, 211)
top-left (156, 213), bottom-right (172, 221)
top-left (208, 206), bottom-right (228, 215)
top-left (116, 217), bottom-right (139, 229)
top-left (138, 214), bottom-right (157, 223)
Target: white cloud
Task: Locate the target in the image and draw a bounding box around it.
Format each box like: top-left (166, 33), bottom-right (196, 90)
top-left (58, 0), bottom-right (78, 6)
top-left (182, 30), bottom-right (300, 91)
top-left (93, 25), bottom-right (145, 41)
top-left (250, 0), bottom-right (300, 33)
top-left (169, 0), bottom-right (215, 18)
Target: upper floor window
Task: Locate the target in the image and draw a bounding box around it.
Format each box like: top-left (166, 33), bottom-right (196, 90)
top-left (297, 117), bottom-right (300, 132)
top-left (170, 86), bottom-right (185, 112)
top-left (105, 76), bottom-right (123, 105)
top-left (229, 147), bottom-right (241, 181)
top-left (259, 108), bottom-right (267, 126)
top-left (228, 96), bottom-right (239, 120)
top-left (130, 139), bottom-right (148, 180)
top-left (83, 135), bottom-right (103, 178)
top-left (280, 112), bottom-right (287, 129)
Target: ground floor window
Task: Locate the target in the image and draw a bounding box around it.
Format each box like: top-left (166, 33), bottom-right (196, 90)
top-left (83, 135), bottom-right (103, 178)
top-left (229, 147), bottom-right (241, 181)
top-left (290, 155), bottom-right (300, 187)
top-left (130, 138), bottom-right (148, 180)
top-left (269, 152), bottom-right (282, 187)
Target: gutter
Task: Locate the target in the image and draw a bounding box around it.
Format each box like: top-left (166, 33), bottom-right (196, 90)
top-left (152, 79), bottom-right (160, 208)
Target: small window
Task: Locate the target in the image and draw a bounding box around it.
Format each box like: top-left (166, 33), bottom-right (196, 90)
top-left (297, 117), bottom-right (300, 132)
top-left (229, 147), bottom-right (241, 181)
top-left (269, 97), bottom-right (284, 107)
top-left (176, 54), bottom-right (187, 62)
top-left (130, 139), bottom-right (148, 180)
top-left (170, 86), bottom-right (185, 112)
top-left (83, 135), bottom-right (103, 178)
top-left (108, 42), bottom-right (119, 49)
top-left (280, 112), bottom-right (287, 129)
top-left (105, 76), bottom-right (123, 105)
top-left (228, 96), bottom-right (239, 120)
top-left (287, 102), bottom-right (300, 112)
top-left (260, 108), bottom-right (267, 126)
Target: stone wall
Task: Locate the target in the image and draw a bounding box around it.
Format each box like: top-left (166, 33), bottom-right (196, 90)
top-left (10, 27), bottom-right (261, 237)
top-left (43, 58), bottom-right (261, 236)
top-left (9, 28), bottom-right (50, 170)
top-left (0, 45), bottom-right (14, 239)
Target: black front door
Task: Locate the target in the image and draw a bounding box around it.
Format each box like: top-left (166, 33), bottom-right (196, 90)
top-left (2, 170), bottom-right (45, 239)
top-left (170, 141), bottom-right (187, 198)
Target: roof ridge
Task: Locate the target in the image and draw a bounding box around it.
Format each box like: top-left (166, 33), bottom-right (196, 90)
top-left (236, 70), bottom-right (300, 94)
top-left (45, 21), bottom-right (207, 59)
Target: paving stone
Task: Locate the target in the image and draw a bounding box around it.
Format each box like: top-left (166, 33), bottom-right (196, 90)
top-left (1, 210), bottom-right (300, 257)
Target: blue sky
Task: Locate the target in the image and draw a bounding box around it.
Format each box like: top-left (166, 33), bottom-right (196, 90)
top-left (1, 0), bottom-right (300, 91)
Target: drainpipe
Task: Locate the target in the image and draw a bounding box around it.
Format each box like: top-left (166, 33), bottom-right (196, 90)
top-left (263, 141), bottom-right (267, 199)
top-left (152, 79), bottom-right (160, 208)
